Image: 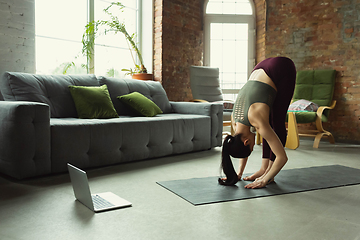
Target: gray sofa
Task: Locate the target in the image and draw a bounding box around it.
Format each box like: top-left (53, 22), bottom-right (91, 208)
top-left (0, 72), bottom-right (223, 179)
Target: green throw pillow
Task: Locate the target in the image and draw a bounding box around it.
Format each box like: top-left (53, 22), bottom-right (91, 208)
top-left (68, 84), bottom-right (118, 119)
top-left (117, 92), bottom-right (163, 117)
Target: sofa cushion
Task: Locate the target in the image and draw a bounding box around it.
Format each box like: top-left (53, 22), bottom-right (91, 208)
top-left (117, 92), bottom-right (163, 117)
top-left (0, 72), bottom-right (99, 117)
top-left (50, 114), bottom-right (211, 173)
top-left (98, 77), bottom-right (172, 115)
top-left (69, 85), bottom-right (118, 119)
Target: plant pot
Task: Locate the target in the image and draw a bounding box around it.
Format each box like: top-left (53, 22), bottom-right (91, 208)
top-left (132, 73), bottom-right (153, 81)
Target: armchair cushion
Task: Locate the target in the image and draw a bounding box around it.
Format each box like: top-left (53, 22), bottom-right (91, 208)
top-left (288, 112), bottom-right (328, 124)
top-left (288, 69), bottom-right (336, 123)
top-left (292, 70), bottom-right (336, 107)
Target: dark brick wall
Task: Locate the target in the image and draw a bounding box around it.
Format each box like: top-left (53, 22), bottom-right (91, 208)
top-left (154, 0), bottom-right (203, 101)
top-left (254, 0), bottom-right (266, 61)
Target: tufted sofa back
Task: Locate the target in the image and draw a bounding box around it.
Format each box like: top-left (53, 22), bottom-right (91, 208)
top-left (0, 72), bottom-right (172, 118)
top-left (98, 76), bottom-right (172, 115)
top-left (0, 72), bottom-right (99, 118)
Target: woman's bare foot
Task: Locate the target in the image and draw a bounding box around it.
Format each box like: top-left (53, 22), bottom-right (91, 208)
top-left (267, 178), bottom-right (275, 184)
top-left (244, 176), bottom-right (275, 189)
top-left (243, 159), bottom-right (270, 181)
top-left (250, 160), bottom-right (275, 183)
top-left (253, 173), bottom-right (275, 184)
top-left (242, 169), bottom-right (265, 181)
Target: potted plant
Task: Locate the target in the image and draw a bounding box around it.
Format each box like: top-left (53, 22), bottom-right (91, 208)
top-left (82, 2), bottom-right (152, 80)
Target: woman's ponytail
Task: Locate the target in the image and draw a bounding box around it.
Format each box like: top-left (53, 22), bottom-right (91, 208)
top-left (218, 134), bottom-right (252, 186)
top-left (218, 135), bottom-right (239, 185)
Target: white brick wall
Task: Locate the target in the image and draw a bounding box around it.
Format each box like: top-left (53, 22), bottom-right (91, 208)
top-left (0, 0), bottom-right (35, 80)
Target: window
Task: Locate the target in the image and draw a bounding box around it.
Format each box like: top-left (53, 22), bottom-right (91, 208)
top-left (206, 0), bottom-right (253, 14)
top-left (35, 0), bottom-right (152, 77)
top-left (92, 0), bottom-right (138, 77)
top-left (35, 0), bottom-right (88, 75)
top-left (204, 0), bottom-right (255, 101)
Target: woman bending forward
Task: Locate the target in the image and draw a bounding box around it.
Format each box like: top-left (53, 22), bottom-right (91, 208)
top-left (219, 57), bottom-right (296, 189)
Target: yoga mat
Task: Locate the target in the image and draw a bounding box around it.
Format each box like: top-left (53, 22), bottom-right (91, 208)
top-left (157, 165), bottom-right (360, 206)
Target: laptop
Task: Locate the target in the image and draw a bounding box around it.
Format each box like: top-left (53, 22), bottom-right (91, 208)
top-left (67, 163), bottom-right (132, 212)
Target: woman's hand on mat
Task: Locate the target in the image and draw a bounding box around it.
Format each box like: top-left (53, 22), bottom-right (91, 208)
top-left (244, 178), bottom-right (267, 189)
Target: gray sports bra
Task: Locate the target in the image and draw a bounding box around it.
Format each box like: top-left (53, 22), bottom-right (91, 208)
top-left (232, 81), bottom-right (277, 126)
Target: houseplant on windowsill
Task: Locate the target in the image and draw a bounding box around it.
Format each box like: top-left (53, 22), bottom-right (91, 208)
top-left (82, 2), bottom-right (152, 80)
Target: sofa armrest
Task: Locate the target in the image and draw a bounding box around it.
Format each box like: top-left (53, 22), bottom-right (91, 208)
top-left (171, 101), bottom-right (221, 114)
top-left (170, 101), bottom-right (223, 147)
top-left (0, 101), bottom-right (51, 179)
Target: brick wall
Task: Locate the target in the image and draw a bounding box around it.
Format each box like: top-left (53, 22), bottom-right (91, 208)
top-left (263, 0), bottom-right (360, 143)
top-left (154, 0), bottom-right (203, 101)
top-left (254, 0), bottom-right (266, 62)
top-left (0, 0), bottom-right (35, 82)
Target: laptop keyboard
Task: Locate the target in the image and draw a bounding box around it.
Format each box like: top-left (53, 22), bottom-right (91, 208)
top-left (92, 195), bottom-right (115, 209)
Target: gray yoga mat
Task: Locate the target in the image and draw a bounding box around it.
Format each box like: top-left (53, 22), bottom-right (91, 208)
top-left (157, 165), bottom-right (360, 205)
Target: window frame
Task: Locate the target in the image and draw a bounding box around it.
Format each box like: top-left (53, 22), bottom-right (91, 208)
top-left (203, 0), bottom-right (256, 96)
top-left (35, 0), bottom-right (153, 76)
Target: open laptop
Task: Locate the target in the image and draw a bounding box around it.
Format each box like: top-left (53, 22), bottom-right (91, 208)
top-left (67, 163), bottom-right (132, 212)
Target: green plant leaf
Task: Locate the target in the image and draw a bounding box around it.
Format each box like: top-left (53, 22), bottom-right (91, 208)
top-left (81, 1), bottom-right (147, 74)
